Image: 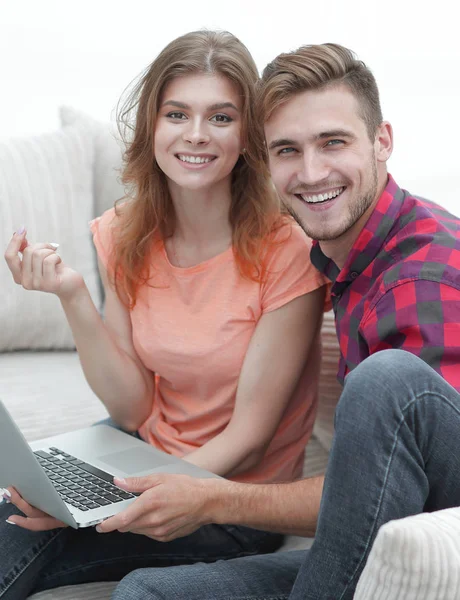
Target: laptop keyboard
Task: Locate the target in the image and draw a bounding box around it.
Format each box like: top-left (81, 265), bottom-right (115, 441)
top-left (34, 447), bottom-right (136, 512)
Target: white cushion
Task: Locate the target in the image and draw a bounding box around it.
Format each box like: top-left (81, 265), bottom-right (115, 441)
top-left (355, 507), bottom-right (460, 600)
top-left (59, 106), bottom-right (125, 217)
top-left (0, 117), bottom-right (100, 350)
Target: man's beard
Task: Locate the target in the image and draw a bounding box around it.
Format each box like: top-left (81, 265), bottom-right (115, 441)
top-left (284, 159), bottom-right (378, 242)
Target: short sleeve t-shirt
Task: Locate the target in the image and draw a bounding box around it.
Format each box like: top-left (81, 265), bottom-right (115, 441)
top-left (91, 208), bottom-right (328, 484)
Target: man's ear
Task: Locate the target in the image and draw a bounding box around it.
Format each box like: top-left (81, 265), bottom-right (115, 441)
top-left (375, 121), bottom-right (393, 163)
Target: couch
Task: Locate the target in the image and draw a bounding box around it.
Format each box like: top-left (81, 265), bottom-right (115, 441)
top-left (1, 108), bottom-right (459, 600)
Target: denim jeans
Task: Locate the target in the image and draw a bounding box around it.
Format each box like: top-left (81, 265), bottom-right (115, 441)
top-left (112, 350), bottom-right (460, 600)
top-left (0, 420), bottom-right (283, 599)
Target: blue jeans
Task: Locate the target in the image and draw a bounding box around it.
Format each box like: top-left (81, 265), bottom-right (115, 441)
top-left (0, 420), bottom-right (283, 599)
top-left (112, 350), bottom-right (460, 600)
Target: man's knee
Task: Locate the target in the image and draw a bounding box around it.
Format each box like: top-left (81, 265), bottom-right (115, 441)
top-left (112, 569), bottom-right (155, 600)
top-left (336, 350), bottom-right (429, 423)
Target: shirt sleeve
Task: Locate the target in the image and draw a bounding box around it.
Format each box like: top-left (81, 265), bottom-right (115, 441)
top-left (361, 280), bottom-right (460, 390)
top-left (260, 221), bottom-right (330, 314)
top-left (89, 207), bottom-right (117, 271)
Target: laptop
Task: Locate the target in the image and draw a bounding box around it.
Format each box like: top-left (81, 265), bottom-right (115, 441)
top-left (0, 399), bottom-right (220, 529)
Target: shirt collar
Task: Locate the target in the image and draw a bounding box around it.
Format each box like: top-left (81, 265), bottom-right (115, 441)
top-left (311, 175), bottom-right (405, 288)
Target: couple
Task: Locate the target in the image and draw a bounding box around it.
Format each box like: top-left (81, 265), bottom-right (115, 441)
top-left (2, 30), bottom-right (460, 600)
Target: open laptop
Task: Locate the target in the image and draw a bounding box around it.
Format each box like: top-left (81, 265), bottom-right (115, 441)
top-left (0, 399), bottom-right (219, 529)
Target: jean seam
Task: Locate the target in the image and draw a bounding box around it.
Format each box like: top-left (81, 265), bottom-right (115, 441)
top-left (39, 546), bottom-right (268, 586)
top-left (338, 389), bottom-right (460, 599)
top-left (0, 528), bottom-right (66, 598)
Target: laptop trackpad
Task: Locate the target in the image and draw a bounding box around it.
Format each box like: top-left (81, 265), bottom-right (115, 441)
top-left (98, 448), bottom-right (173, 474)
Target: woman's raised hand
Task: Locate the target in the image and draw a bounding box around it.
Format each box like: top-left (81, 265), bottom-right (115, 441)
top-left (4, 229), bottom-right (84, 300)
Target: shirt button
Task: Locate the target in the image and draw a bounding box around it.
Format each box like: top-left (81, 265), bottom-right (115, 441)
top-left (350, 271), bottom-right (358, 279)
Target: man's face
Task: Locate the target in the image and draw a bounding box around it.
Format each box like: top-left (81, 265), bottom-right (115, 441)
top-left (265, 84), bottom-right (389, 242)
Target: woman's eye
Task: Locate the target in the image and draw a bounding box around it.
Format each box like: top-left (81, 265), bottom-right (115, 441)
top-left (210, 114), bottom-right (232, 123)
top-left (166, 112), bottom-right (187, 120)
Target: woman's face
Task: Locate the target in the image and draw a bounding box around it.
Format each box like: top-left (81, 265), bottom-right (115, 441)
top-left (154, 73), bottom-right (243, 193)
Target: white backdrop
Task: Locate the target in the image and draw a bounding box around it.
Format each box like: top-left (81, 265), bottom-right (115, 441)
top-left (1, 0), bottom-right (459, 213)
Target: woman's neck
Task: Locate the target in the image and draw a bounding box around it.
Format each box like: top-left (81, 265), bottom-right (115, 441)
top-left (168, 178), bottom-right (233, 246)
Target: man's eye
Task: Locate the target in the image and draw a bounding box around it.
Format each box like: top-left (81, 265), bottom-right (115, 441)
top-left (325, 139), bottom-right (344, 147)
top-left (278, 147), bottom-right (296, 155)
top-left (166, 112), bottom-right (187, 120)
top-left (210, 114), bottom-right (232, 123)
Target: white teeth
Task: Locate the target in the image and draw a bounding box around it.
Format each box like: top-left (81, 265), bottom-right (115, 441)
top-left (177, 154), bottom-right (213, 164)
top-left (300, 187), bottom-right (344, 203)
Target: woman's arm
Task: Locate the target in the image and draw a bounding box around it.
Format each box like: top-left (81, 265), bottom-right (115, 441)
top-left (184, 285), bottom-right (326, 476)
top-left (60, 258), bottom-right (155, 430)
top-left (4, 230), bottom-right (154, 431)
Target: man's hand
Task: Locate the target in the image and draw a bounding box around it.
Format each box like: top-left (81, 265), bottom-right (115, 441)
top-left (96, 474), bottom-right (228, 542)
top-left (3, 487), bottom-right (67, 531)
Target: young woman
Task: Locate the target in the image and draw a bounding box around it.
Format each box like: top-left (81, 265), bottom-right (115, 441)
top-left (2, 30), bottom-right (328, 598)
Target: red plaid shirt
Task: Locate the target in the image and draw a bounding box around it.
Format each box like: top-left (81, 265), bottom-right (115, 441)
top-left (311, 175), bottom-right (460, 392)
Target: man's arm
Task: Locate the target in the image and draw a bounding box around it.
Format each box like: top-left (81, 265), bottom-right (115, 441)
top-left (211, 476), bottom-right (324, 537)
top-left (96, 474), bottom-right (324, 540)
top-left (361, 280), bottom-right (460, 389)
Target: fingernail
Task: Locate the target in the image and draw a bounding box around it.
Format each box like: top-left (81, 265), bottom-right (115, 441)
top-left (5, 520), bottom-right (16, 525)
top-left (114, 477), bottom-right (126, 485)
top-left (95, 525), bottom-right (102, 533)
top-left (16, 226), bottom-right (26, 235)
top-left (49, 243), bottom-right (59, 249)
top-left (3, 489), bottom-right (11, 500)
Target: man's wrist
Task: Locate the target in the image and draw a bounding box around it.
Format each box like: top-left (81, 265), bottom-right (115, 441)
top-left (203, 478), bottom-right (244, 525)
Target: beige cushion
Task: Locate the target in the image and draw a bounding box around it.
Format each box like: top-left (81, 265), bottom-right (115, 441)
top-left (355, 507), bottom-right (460, 600)
top-left (314, 310), bottom-right (342, 450)
top-left (0, 115), bottom-right (100, 350)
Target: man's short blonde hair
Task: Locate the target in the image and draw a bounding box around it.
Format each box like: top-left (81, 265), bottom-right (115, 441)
top-left (259, 43), bottom-right (383, 140)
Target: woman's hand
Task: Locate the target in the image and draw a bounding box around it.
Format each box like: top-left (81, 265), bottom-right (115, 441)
top-left (4, 229), bottom-right (84, 301)
top-left (96, 474), bottom-right (227, 542)
top-left (3, 487), bottom-right (68, 531)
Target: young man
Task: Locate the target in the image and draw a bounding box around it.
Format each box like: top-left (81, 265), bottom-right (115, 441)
top-left (113, 44), bottom-right (460, 599)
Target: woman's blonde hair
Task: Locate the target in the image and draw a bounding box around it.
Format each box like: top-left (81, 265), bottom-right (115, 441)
top-left (112, 30), bottom-right (282, 307)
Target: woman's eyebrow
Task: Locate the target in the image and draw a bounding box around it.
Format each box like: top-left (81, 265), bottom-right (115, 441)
top-left (161, 100), bottom-right (239, 111)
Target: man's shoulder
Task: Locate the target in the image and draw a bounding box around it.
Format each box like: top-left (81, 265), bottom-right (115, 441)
top-left (377, 190), bottom-right (460, 289)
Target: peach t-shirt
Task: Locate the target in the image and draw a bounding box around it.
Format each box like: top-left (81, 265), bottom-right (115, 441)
top-left (91, 209), bottom-right (328, 484)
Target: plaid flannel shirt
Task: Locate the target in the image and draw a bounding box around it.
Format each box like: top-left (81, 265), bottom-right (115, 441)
top-left (311, 175), bottom-right (460, 392)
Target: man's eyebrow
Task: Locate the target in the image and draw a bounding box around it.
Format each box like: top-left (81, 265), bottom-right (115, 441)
top-left (316, 129), bottom-right (355, 140)
top-left (161, 100), bottom-right (239, 111)
top-left (268, 138), bottom-right (297, 150)
top-left (268, 130), bottom-right (356, 150)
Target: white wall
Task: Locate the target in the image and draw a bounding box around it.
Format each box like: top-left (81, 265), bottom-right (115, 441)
top-left (2, 0), bottom-right (459, 213)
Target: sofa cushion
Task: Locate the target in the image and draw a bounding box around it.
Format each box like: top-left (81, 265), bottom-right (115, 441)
top-left (314, 310), bottom-right (342, 451)
top-left (354, 506), bottom-right (460, 600)
top-left (0, 117), bottom-right (100, 350)
top-left (59, 107), bottom-right (125, 217)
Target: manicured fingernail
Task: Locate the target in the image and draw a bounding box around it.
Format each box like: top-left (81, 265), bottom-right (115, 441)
top-left (49, 243), bottom-right (59, 249)
top-left (5, 520), bottom-right (16, 525)
top-left (16, 226), bottom-right (26, 235)
top-left (3, 489), bottom-right (11, 499)
top-left (95, 525), bottom-right (102, 533)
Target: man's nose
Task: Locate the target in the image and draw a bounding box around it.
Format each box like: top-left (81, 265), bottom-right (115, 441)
top-left (297, 152), bottom-right (330, 185)
top-left (183, 119), bottom-right (210, 145)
